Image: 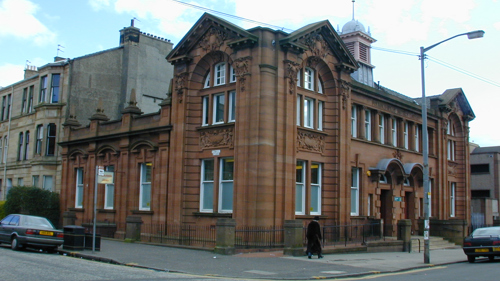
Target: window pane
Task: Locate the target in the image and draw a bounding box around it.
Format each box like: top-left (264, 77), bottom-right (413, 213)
top-left (311, 164), bottom-right (319, 184)
top-left (222, 159), bottom-right (233, 180)
top-left (351, 188), bottom-right (358, 213)
top-left (296, 184), bottom-right (304, 213)
top-left (311, 185), bottom-right (319, 213)
top-left (202, 96), bottom-right (209, 126)
top-left (213, 94), bottom-right (225, 123)
top-left (142, 163), bottom-right (152, 182)
top-left (203, 159), bottom-right (214, 181)
top-left (105, 184), bottom-right (114, 209)
top-left (202, 182), bottom-right (214, 210)
top-left (43, 176), bottom-right (53, 191)
top-left (51, 74), bottom-right (60, 103)
top-left (229, 91), bottom-right (236, 122)
top-left (141, 184), bottom-right (151, 209)
top-left (220, 182), bottom-right (233, 211)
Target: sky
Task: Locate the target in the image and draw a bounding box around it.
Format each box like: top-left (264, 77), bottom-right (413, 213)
top-left (0, 0), bottom-right (499, 147)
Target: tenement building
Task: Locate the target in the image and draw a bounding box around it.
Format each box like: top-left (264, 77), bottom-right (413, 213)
top-left (59, 13), bottom-right (474, 240)
top-left (0, 22), bottom-right (173, 200)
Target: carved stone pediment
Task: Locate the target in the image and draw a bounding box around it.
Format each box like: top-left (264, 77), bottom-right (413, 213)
top-left (200, 127), bottom-right (234, 150)
top-left (297, 130), bottom-right (325, 154)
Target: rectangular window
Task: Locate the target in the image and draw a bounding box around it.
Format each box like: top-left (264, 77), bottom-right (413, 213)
top-left (414, 125), bottom-right (420, 152)
top-left (351, 167), bottom-right (360, 216)
top-left (295, 160), bottom-right (305, 215)
top-left (1, 96), bottom-right (6, 121)
top-left (304, 68), bottom-right (314, 90)
top-left (23, 131), bottom-right (29, 160)
top-left (392, 118), bottom-right (398, 147)
top-left (50, 74), bottom-right (60, 103)
top-left (351, 105), bottom-right (357, 137)
top-left (202, 96), bottom-right (209, 126)
top-left (471, 164), bottom-right (489, 174)
top-left (213, 93), bottom-right (225, 124)
top-left (296, 95), bottom-right (301, 126)
top-left (6, 94), bottom-right (11, 120)
top-left (17, 178), bottom-right (23, 186)
top-left (18, 132), bottom-right (23, 161)
top-left (21, 88), bottom-right (28, 114)
top-left (204, 72), bottom-right (210, 88)
top-left (403, 122), bottom-right (409, 149)
top-left (40, 76), bottom-right (48, 103)
top-left (450, 182), bottom-right (456, 217)
top-left (310, 163), bottom-right (322, 215)
top-left (7, 178), bottom-right (12, 194)
top-left (46, 123), bottom-right (56, 156)
top-left (3, 136), bottom-right (8, 163)
top-left (0, 137), bottom-right (3, 163)
top-left (104, 166), bottom-right (115, 209)
top-left (75, 168), bottom-right (84, 208)
top-left (32, 175), bottom-right (39, 187)
top-left (214, 63), bottom-right (226, 86)
top-left (317, 101), bottom-right (323, 131)
top-left (43, 175), bottom-right (53, 191)
top-left (200, 159), bottom-right (214, 212)
top-left (364, 109), bottom-right (371, 141)
top-left (228, 91), bottom-right (236, 122)
top-left (139, 163), bottom-right (152, 210)
top-left (219, 158), bottom-right (234, 213)
top-left (368, 194), bottom-right (373, 216)
top-left (28, 86), bottom-right (34, 113)
top-left (36, 125), bottom-right (43, 154)
top-left (379, 114), bottom-right (385, 144)
top-left (304, 98), bottom-right (314, 128)
top-left (230, 66), bottom-right (236, 83)
top-left (447, 140), bottom-right (455, 161)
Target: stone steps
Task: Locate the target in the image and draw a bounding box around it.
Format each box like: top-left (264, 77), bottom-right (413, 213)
top-left (409, 236), bottom-right (461, 253)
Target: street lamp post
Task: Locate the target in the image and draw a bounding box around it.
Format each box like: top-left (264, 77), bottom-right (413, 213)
top-left (420, 30), bottom-right (484, 264)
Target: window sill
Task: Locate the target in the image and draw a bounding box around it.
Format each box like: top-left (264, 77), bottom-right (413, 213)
top-left (131, 210), bottom-right (154, 215)
top-left (295, 215), bottom-right (327, 220)
top-left (97, 209), bottom-right (116, 213)
top-left (193, 212), bottom-right (232, 218)
top-left (68, 208), bottom-right (84, 212)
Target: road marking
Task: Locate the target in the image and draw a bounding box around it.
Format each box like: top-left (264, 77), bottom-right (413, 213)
top-left (321, 270), bottom-right (347, 274)
top-left (245, 270), bottom-right (277, 275)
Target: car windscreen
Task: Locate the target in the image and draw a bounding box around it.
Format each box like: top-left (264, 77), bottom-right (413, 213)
top-left (24, 216), bottom-right (54, 229)
top-left (472, 228), bottom-right (500, 237)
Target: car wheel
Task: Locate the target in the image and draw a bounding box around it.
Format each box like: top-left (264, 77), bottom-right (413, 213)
top-left (47, 247), bottom-right (58, 254)
top-left (11, 237), bottom-right (22, 251)
top-left (489, 256), bottom-right (495, 262)
top-left (467, 255), bottom-right (475, 263)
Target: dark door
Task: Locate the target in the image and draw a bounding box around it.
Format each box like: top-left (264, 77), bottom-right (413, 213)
top-left (380, 190), bottom-right (393, 236)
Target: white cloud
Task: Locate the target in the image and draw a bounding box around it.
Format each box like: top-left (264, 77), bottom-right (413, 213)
top-left (0, 64), bottom-right (25, 88)
top-left (0, 0), bottom-right (56, 46)
top-left (494, 22), bottom-right (500, 30)
top-left (89, 0), bottom-right (112, 11)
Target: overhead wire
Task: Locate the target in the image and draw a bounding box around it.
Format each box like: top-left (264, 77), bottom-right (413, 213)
top-left (170, 0), bottom-right (294, 32)
top-left (170, 0), bottom-right (499, 89)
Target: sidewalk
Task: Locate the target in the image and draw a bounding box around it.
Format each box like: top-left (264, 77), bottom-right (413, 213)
top-left (60, 239), bottom-right (468, 280)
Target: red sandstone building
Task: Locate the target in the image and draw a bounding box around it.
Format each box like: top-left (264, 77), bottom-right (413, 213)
top-left (60, 13), bottom-right (474, 240)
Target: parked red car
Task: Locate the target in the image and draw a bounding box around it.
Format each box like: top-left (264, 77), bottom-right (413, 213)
top-left (0, 214), bottom-right (63, 252)
top-left (463, 226), bottom-right (500, 263)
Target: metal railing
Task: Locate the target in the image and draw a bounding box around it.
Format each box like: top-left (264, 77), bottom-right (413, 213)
top-left (308, 222), bottom-right (383, 247)
top-left (140, 223), bottom-right (216, 248)
top-left (235, 225), bottom-right (284, 249)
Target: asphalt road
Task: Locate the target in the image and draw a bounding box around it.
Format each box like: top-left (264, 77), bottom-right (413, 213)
top-left (0, 245), bottom-right (240, 281)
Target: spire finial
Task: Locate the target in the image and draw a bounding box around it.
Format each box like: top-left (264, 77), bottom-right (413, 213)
top-left (352, 0), bottom-right (356, 20)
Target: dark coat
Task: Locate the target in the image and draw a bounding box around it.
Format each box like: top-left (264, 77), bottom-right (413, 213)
top-left (306, 220), bottom-right (322, 254)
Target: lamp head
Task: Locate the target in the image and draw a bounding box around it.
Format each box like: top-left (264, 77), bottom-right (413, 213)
top-left (467, 30), bottom-right (485, 39)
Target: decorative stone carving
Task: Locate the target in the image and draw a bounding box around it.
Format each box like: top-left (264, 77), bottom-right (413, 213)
top-left (200, 127), bottom-right (234, 149)
top-left (199, 27), bottom-right (228, 53)
top-left (175, 72), bottom-right (189, 103)
top-left (234, 56), bottom-right (252, 92)
top-left (297, 131), bottom-right (325, 153)
top-left (448, 162), bottom-right (458, 176)
top-left (339, 79), bottom-right (351, 110)
top-left (284, 60), bottom-right (300, 95)
top-left (393, 149), bottom-right (403, 161)
top-left (303, 33), bottom-right (329, 60)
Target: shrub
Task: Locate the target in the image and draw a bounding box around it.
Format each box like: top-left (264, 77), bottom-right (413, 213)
top-left (0, 201), bottom-right (6, 219)
top-left (4, 186), bottom-right (60, 227)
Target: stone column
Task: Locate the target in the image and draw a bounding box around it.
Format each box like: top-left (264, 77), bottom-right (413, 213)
top-left (283, 220), bottom-right (304, 256)
top-left (125, 215), bottom-right (143, 241)
top-left (397, 219), bottom-right (412, 252)
top-left (215, 218), bottom-right (236, 255)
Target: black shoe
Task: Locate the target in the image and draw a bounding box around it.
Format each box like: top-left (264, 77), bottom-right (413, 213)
top-left (307, 252), bottom-right (312, 259)
top-left (318, 255), bottom-right (323, 259)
